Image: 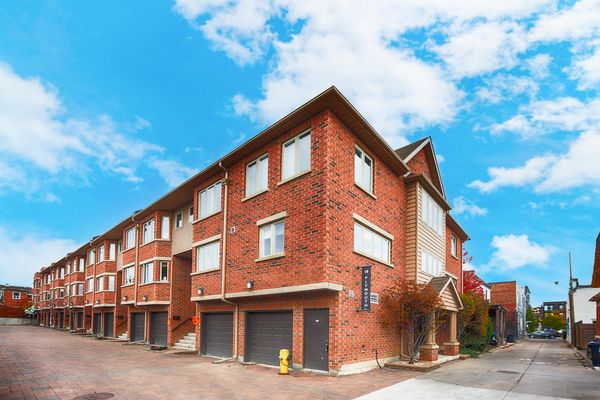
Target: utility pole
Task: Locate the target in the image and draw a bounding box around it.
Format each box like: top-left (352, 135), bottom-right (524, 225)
top-left (568, 252), bottom-right (576, 345)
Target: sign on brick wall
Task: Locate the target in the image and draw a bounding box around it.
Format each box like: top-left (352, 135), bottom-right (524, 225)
top-left (361, 265), bottom-right (371, 311)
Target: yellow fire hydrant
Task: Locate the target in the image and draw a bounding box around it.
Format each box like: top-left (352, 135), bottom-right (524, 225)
top-left (279, 348), bottom-right (291, 375)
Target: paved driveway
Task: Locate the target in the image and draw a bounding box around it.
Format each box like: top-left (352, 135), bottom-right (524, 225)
top-left (358, 339), bottom-right (599, 400)
top-left (0, 326), bottom-right (417, 400)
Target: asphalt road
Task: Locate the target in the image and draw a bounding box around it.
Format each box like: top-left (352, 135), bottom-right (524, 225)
top-left (357, 339), bottom-right (599, 400)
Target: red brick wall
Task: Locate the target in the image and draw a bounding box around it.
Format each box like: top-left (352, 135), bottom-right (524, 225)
top-left (446, 226), bottom-right (463, 293)
top-left (490, 282), bottom-right (517, 334)
top-left (169, 255), bottom-right (194, 345)
top-left (406, 149), bottom-right (433, 183)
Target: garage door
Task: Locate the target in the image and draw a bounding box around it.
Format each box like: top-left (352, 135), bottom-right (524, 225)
top-left (93, 313), bottom-right (101, 334)
top-left (131, 313), bottom-right (145, 342)
top-left (201, 313), bottom-right (233, 358)
top-left (104, 313), bottom-right (114, 337)
top-left (245, 311), bottom-right (293, 366)
top-left (150, 312), bottom-right (168, 346)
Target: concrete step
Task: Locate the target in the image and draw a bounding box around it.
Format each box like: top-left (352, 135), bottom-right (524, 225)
top-left (178, 338), bottom-right (195, 344)
top-left (174, 343), bottom-right (196, 350)
top-left (184, 333), bottom-right (196, 337)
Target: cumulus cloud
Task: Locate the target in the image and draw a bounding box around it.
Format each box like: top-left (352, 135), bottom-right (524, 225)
top-left (476, 75), bottom-right (538, 104)
top-left (147, 158), bottom-right (197, 188)
top-left (452, 196), bottom-right (488, 217)
top-left (488, 234), bottom-right (553, 270)
top-left (568, 44), bottom-right (600, 89)
top-left (526, 53), bottom-right (552, 78)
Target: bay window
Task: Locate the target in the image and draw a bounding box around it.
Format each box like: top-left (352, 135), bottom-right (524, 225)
top-left (140, 262), bottom-right (153, 284)
top-left (142, 219), bottom-right (155, 244)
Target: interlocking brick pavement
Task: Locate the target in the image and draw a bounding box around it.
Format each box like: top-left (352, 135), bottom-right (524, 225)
top-left (0, 326), bottom-right (418, 400)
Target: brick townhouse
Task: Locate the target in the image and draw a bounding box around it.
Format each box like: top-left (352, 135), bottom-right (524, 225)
top-left (590, 232), bottom-right (600, 339)
top-left (0, 284), bottom-right (32, 318)
top-left (489, 281), bottom-right (527, 341)
top-left (32, 87), bottom-right (469, 374)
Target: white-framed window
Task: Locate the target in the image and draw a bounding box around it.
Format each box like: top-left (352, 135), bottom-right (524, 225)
top-left (421, 190), bottom-right (444, 235)
top-left (142, 219), bottom-right (155, 244)
top-left (175, 212), bottom-right (183, 229)
top-left (451, 235), bottom-right (457, 258)
top-left (199, 181), bottom-right (222, 219)
top-left (78, 258), bottom-right (84, 271)
top-left (259, 220), bottom-right (284, 258)
top-left (196, 240), bottom-right (220, 272)
top-left (282, 131), bottom-right (311, 181)
top-left (109, 243), bottom-right (116, 260)
top-left (87, 249), bottom-right (95, 265)
top-left (66, 285), bottom-right (70, 296)
top-left (124, 266), bottom-right (135, 285)
top-left (86, 278), bottom-right (93, 293)
top-left (96, 277), bottom-right (104, 292)
top-left (0, 290), bottom-right (4, 302)
top-left (66, 262), bottom-right (70, 275)
top-left (12, 291), bottom-right (21, 300)
top-left (107, 276), bottom-right (115, 291)
top-left (354, 146), bottom-right (373, 193)
top-left (140, 262), bottom-right (153, 284)
top-left (420, 249), bottom-right (444, 277)
top-left (125, 227), bottom-right (136, 250)
top-left (70, 284), bottom-right (75, 296)
top-left (77, 283), bottom-right (84, 296)
top-left (188, 207), bottom-right (194, 223)
top-left (98, 245), bottom-right (105, 262)
top-left (159, 261), bottom-right (168, 281)
top-left (353, 222), bottom-right (391, 264)
top-left (246, 154), bottom-right (269, 197)
top-left (161, 216), bottom-right (170, 239)
top-left (59, 288), bottom-right (64, 298)
top-left (59, 267), bottom-right (64, 279)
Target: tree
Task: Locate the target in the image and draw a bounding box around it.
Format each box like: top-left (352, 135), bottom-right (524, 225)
top-left (381, 279), bottom-right (444, 364)
top-left (541, 310), bottom-right (566, 330)
top-left (526, 306), bottom-right (539, 333)
top-left (463, 271), bottom-right (485, 298)
top-left (458, 292), bottom-right (489, 339)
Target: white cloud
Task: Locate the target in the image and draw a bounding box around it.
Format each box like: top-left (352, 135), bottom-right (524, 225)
top-left (476, 75), bottom-right (538, 104)
top-left (470, 130), bottom-right (600, 193)
top-left (0, 227), bottom-right (78, 287)
top-left (489, 234), bottom-right (553, 270)
top-left (147, 158), bottom-right (197, 188)
top-left (568, 45), bottom-right (600, 89)
top-left (452, 196), bottom-right (488, 217)
top-left (529, 0), bottom-right (600, 43)
top-left (526, 53), bottom-right (552, 78)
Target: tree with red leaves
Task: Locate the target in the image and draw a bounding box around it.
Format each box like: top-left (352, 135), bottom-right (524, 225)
top-left (463, 270), bottom-right (485, 298)
top-left (380, 279), bottom-right (444, 364)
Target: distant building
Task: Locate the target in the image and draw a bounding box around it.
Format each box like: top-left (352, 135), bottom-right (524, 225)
top-left (489, 281), bottom-right (527, 340)
top-left (0, 284), bottom-right (33, 318)
top-left (567, 279), bottom-right (599, 347)
top-left (542, 301), bottom-right (567, 319)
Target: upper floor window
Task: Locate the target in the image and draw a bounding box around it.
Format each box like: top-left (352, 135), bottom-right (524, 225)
top-left (140, 262), bottom-right (153, 284)
top-left (124, 266), bottom-right (135, 285)
top-left (58, 288), bottom-right (64, 298)
top-left (12, 291), bottom-right (21, 300)
top-left (451, 235), bottom-right (457, 258)
top-left (421, 190), bottom-right (444, 235)
top-left (259, 220), bottom-right (284, 258)
top-left (109, 243), bottom-right (116, 261)
top-left (246, 154), bottom-right (269, 197)
top-left (87, 249), bottom-right (95, 265)
top-left (86, 278), bottom-right (93, 293)
top-left (159, 261), bottom-right (168, 281)
top-left (354, 146), bottom-right (373, 193)
top-left (96, 277), bottom-right (104, 292)
top-left (199, 182), bottom-right (222, 219)
top-left (125, 227), bottom-right (136, 250)
top-left (78, 258), bottom-right (84, 271)
top-left (59, 267), bottom-right (64, 279)
top-left (142, 219), bottom-right (155, 244)
top-left (175, 212), bottom-right (183, 229)
top-left (0, 290), bottom-right (4, 302)
top-left (188, 207), bottom-right (194, 223)
top-left (420, 249), bottom-right (444, 277)
top-left (282, 131), bottom-right (310, 181)
top-left (107, 276), bottom-right (115, 291)
top-left (77, 283), bottom-right (84, 296)
top-left (196, 240), bottom-right (220, 272)
top-left (98, 245), bottom-right (105, 262)
top-left (66, 262), bottom-right (70, 275)
top-left (161, 216), bottom-right (170, 239)
top-left (353, 221), bottom-right (391, 264)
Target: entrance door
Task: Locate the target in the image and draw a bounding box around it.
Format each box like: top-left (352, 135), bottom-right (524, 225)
top-left (59, 312), bottom-right (64, 329)
top-left (104, 313), bottom-right (114, 337)
top-left (77, 312), bottom-right (83, 329)
top-left (201, 313), bottom-right (233, 357)
top-left (131, 313), bottom-right (145, 342)
top-left (303, 309), bottom-right (329, 371)
top-left (70, 312), bottom-right (75, 330)
top-left (93, 313), bottom-right (101, 334)
top-left (150, 312), bottom-right (168, 346)
top-left (245, 311), bottom-right (293, 366)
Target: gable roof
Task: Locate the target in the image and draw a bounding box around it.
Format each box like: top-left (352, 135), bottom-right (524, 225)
top-left (395, 137), bottom-right (445, 197)
top-left (394, 137), bottom-right (429, 160)
top-left (427, 276), bottom-right (463, 311)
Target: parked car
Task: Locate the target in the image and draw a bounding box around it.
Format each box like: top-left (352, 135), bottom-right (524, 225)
top-left (528, 330), bottom-right (552, 339)
top-left (545, 329), bottom-right (558, 338)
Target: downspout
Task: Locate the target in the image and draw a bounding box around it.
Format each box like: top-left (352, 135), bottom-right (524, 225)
top-left (89, 238), bottom-right (96, 332)
top-left (131, 214), bottom-right (140, 308)
top-left (219, 162), bottom-right (239, 359)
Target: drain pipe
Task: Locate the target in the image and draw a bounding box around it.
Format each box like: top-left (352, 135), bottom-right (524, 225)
top-left (131, 214), bottom-right (139, 308)
top-left (219, 162), bottom-right (239, 360)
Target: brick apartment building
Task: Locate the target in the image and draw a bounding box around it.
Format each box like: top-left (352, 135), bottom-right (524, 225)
top-left (590, 232), bottom-right (600, 339)
top-left (489, 281), bottom-right (527, 341)
top-left (33, 87), bottom-right (468, 374)
top-left (0, 284), bottom-right (32, 318)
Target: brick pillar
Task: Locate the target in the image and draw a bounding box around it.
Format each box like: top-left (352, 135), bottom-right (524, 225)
top-left (443, 311), bottom-right (460, 356)
top-left (420, 312), bottom-right (439, 362)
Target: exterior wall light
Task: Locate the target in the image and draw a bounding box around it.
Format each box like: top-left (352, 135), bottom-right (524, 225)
top-left (123, 295), bottom-right (128, 301)
top-left (246, 280), bottom-right (254, 290)
top-left (197, 287), bottom-right (204, 295)
top-left (142, 295), bottom-right (148, 301)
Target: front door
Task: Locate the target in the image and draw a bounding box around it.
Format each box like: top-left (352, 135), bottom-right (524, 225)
top-left (93, 313), bottom-right (101, 334)
top-left (150, 312), bottom-right (168, 346)
top-left (104, 313), bottom-right (114, 337)
top-left (58, 312), bottom-right (64, 329)
top-left (131, 313), bottom-right (145, 342)
top-left (303, 308), bottom-right (329, 371)
top-left (77, 312), bottom-right (83, 329)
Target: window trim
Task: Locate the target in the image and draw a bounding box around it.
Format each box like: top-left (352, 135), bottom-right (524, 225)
top-left (198, 181), bottom-right (223, 220)
top-left (421, 188), bottom-right (444, 236)
top-left (122, 265), bottom-right (135, 286)
top-left (12, 291), bottom-right (21, 300)
top-left (125, 227), bottom-right (136, 250)
top-left (245, 153), bottom-right (269, 199)
top-left (257, 218), bottom-right (285, 261)
top-left (142, 219), bottom-right (156, 245)
top-left (140, 261), bottom-right (154, 284)
top-left (353, 217), bottom-right (393, 267)
top-left (354, 145), bottom-right (375, 195)
top-left (194, 237), bottom-right (221, 274)
top-left (159, 261), bottom-right (169, 281)
top-left (175, 212), bottom-right (183, 229)
top-left (451, 235), bottom-right (458, 259)
top-left (279, 130), bottom-right (311, 185)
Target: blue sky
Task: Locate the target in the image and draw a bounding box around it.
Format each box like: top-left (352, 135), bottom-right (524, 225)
top-left (1, 1), bottom-right (599, 306)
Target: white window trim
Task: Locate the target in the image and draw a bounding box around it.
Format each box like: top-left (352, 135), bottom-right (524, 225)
top-left (353, 218), bottom-right (394, 267)
top-left (354, 145), bottom-right (374, 195)
top-left (122, 265), bottom-right (135, 287)
top-left (142, 219), bottom-right (155, 245)
top-left (245, 153), bottom-right (269, 199)
top-left (419, 248), bottom-right (445, 277)
top-left (278, 130), bottom-right (311, 185)
top-left (140, 262), bottom-right (154, 284)
top-left (161, 216), bottom-right (170, 240)
top-left (175, 212), bottom-right (183, 229)
top-left (193, 237), bottom-right (221, 274)
top-left (159, 261), bottom-right (169, 281)
top-left (256, 211), bottom-right (287, 227)
top-left (257, 219), bottom-right (285, 261)
top-left (125, 227), bottom-right (136, 250)
top-left (12, 291), bottom-right (21, 300)
top-left (451, 235), bottom-right (458, 259)
top-left (352, 213), bottom-right (394, 240)
top-left (198, 181), bottom-right (223, 220)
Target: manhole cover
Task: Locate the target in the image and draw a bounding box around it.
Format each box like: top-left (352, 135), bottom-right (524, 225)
top-left (497, 370), bottom-right (520, 374)
top-left (72, 393), bottom-right (114, 400)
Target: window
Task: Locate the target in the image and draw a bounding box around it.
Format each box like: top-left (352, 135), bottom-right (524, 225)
top-left (259, 220), bottom-right (284, 258)
top-left (421, 190), bottom-right (444, 235)
top-left (78, 258), bottom-right (84, 271)
top-left (107, 243), bottom-right (116, 261)
top-left (188, 207), bottom-right (194, 223)
top-left (65, 285), bottom-right (70, 296)
top-left (125, 227), bottom-right (136, 250)
top-left (117, 240), bottom-right (122, 252)
top-left (59, 288), bottom-right (64, 298)
top-left (70, 284), bottom-right (75, 296)
top-left (86, 278), bottom-right (93, 293)
top-left (161, 216), bottom-right (170, 239)
top-left (451, 236), bottom-right (457, 258)
top-left (77, 283), bottom-right (84, 296)
top-left (246, 154), bottom-right (269, 197)
top-left (420, 249), bottom-right (444, 277)
top-left (96, 277), bottom-right (104, 292)
top-left (282, 131), bottom-right (310, 180)
top-left (142, 219), bottom-right (155, 244)
top-left (159, 261), bottom-right (168, 281)
top-left (59, 267), bottom-right (64, 279)
top-left (12, 291), bottom-right (21, 300)
top-left (88, 249), bottom-right (95, 265)
top-left (140, 262), bottom-right (153, 284)
top-left (124, 266), bottom-right (135, 285)
top-left (354, 146), bottom-right (373, 193)
top-left (107, 276), bottom-right (115, 291)
top-left (199, 181), bottom-right (222, 218)
top-left (175, 212), bottom-right (183, 229)
top-left (0, 290), bottom-right (4, 302)
top-left (66, 262), bottom-right (70, 275)
top-left (196, 240), bottom-right (220, 272)
top-left (353, 222), bottom-right (391, 264)
top-left (98, 245), bottom-right (105, 262)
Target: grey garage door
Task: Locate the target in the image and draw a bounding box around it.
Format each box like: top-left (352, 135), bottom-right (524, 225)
top-left (245, 311), bottom-right (293, 366)
top-left (104, 313), bottom-right (114, 337)
top-left (93, 313), bottom-right (101, 334)
top-left (201, 313), bottom-right (233, 358)
top-left (150, 312), bottom-right (168, 346)
top-left (131, 313), bottom-right (145, 342)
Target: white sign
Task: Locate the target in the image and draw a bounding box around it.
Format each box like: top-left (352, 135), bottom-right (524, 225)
top-left (370, 293), bottom-right (379, 305)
